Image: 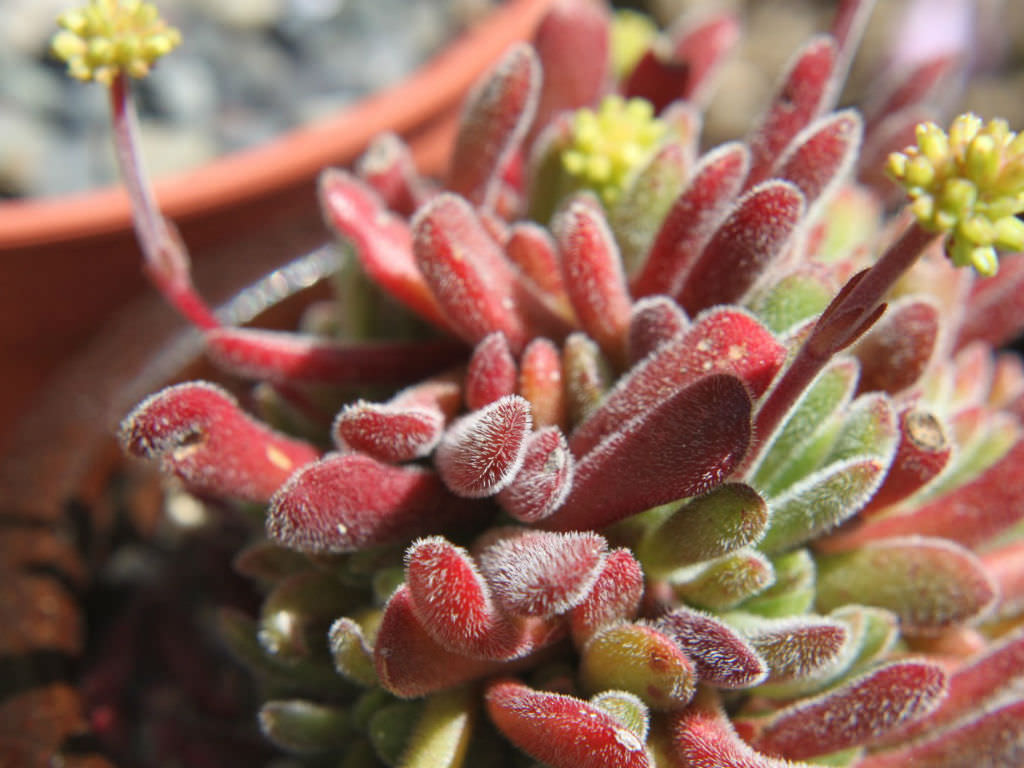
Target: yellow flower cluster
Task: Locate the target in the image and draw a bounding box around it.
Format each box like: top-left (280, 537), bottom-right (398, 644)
top-left (51, 0), bottom-right (181, 85)
top-left (887, 113), bottom-right (1024, 276)
top-left (562, 95), bottom-right (667, 206)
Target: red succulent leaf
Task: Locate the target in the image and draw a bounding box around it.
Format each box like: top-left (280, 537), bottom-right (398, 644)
top-left (862, 53), bottom-right (959, 132)
top-left (570, 308), bottom-right (782, 458)
top-left (447, 43), bottom-right (540, 210)
top-left (958, 253), bottom-right (1024, 349)
top-left (413, 194), bottom-right (530, 351)
top-left (332, 401), bottom-right (444, 462)
top-left (318, 169), bottom-right (448, 329)
top-left (389, 372), bottom-right (463, 418)
top-left (505, 222), bottom-right (573, 320)
top-left (950, 342), bottom-right (996, 408)
top-left (751, 660), bottom-right (948, 760)
top-left (676, 180), bottom-right (806, 315)
top-left (563, 331), bottom-right (612, 428)
top-left (568, 548), bottom-right (644, 645)
top-left (518, 337), bottom-right (566, 430)
top-left (674, 549), bottom-right (775, 611)
top-left (731, 614), bottom-right (850, 683)
top-left (555, 198), bottom-right (634, 368)
top-left (404, 536), bottom-right (526, 660)
top-left (204, 327), bottom-right (465, 386)
top-left (496, 426), bottom-right (575, 523)
top-left (435, 395), bottom-right (533, 498)
top-left (374, 586), bottom-right (512, 698)
top-left (852, 297), bottom-right (940, 395)
top-left (745, 36), bottom-right (837, 188)
top-left (549, 373), bottom-right (752, 531)
top-left (466, 332), bottom-right (519, 410)
top-left (627, 296), bottom-right (690, 365)
top-left (485, 679), bottom-right (651, 768)
top-left (623, 12), bottom-right (740, 111)
top-left (120, 381), bottom-right (318, 503)
top-left (478, 529), bottom-right (607, 617)
top-left (528, 0), bottom-right (609, 145)
top-left (656, 607), bottom-right (768, 689)
top-left (632, 142), bottom-right (749, 299)
top-left (670, 699), bottom-right (797, 768)
top-left (266, 453), bottom-right (468, 553)
top-left (983, 542), bottom-right (1024, 622)
top-left (355, 132), bottom-right (434, 216)
top-left (774, 109), bottom-right (862, 210)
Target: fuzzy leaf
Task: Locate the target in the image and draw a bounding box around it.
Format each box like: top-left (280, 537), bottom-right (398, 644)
top-left (862, 53), bottom-right (959, 131)
top-left (259, 570), bottom-right (355, 662)
top-left (267, 453), bottom-right (467, 553)
top-left (957, 252), bottom-right (1024, 349)
top-left (580, 623), bottom-right (697, 709)
top-left (548, 373), bottom-right (751, 531)
top-left (465, 332), bottom-right (518, 410)
top-left (568, 548), bottom-right (644, 645)
top-left (638, 483), bottom-right (769, 576)
top-left (120, 381), bottom-right (319, 503)
top-left (752, 660), bottom-right (947, 760)
top-left (627, 295), bottom-right (690, 365)
top-left (259, 700), bottom-right (351, 755)
top-left (333, 401), bottom-right (444, 462)
top-left (496, 426), bottom-right (575, 523)
top-left (505, 222), bottom-right (572, 319)
top-left (355, 132), bottom-right (433, 216)
top-left (774, 110), bottom-right (862, 210)
top-left (478, 530), bottom-right (606, 617)
top-left (674, 549), bottom-right (775, 611)
top-left (328, 617), bottom-right (378, 687)
top-left (726, 613), bottom-right (849, 683)
top-left (447, 43), bottom-right (539, 209)
top-left (677, 180), bottom-right (806, 315)
top-left (519, 337), bottom-right (566, 430)
top-left (739, 549), bottom-right (816, 618)
top-left (589, 691), bottom-right (650, 744)
top-left (747, 266), bottom-right (838, 336)
top-left (852, 298), bottom-right (940, 395)
top-left (656, 607), bottom-right (768, 689)
top-left (562, 331), bottom-right (612, 428)
top-left (632, 142), bottom-right (750, 299)
top-left (815, 537), bottom-right (998, 631)
top-left (435, 395), bottom-right (532, 498)
top-left (485, 679), bottom-right (650, 768)
top-left (400, 687), bottom-right (475, 768)
top-left (983, 543), bottom-right (1024, 622)
top-left (670, 700), bottom-right (811, 768)
top-left (570, 308), bottom-right (783, 458)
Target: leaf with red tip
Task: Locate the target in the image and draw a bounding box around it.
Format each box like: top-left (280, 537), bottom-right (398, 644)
top-left (958, 253), bottom-right (1024, 349)
top-left (518, 338), bottom-right (566, 430)
top-left (627, 296), bottom-right (690, 365)
top-left (555, 199), bottom-right (634, 368)
top-left (414, 195), bottom-right (532, 351)
top-left (505, 222), bottom-right (573, 320)
top-left (569, 548), bottom-right (644, 645)
top-left (675, 549), bottom-right (775, 611)
top-left (570, 308), bottom-right (781, 458)
top-left (549, 373), bottom-right (752, 531)
top-left (862, 53), bottom-right (959, 131)
top-left (267, 454), bottom-right (466, 553)
top-left (632, 142), bottom-right (749, 299)
top-left (671, 701), bottom-right (803, 768)
top-left (204, 327), bottom-right (465, 386)
top-left (753, 660), bottom-right (947, 760)
top-left (983, 543), bottom-right (1024, 622)
top-left (815, 537), bottom-right (998, 632)
top-left (120, 381), bottom-right (318, 503)
top-left (448, 43), bottom-right (540, 209)
top-left (676, 181), bottom-right (806, 315)
top-left (435, 395), bottom-right (532, 498)
top-left (478, 530), bottom-right (606, 617)
top-left (356, 132), bottom-right (434, 216)
top-left (319, 169), bottom-right (447, 329)
top-left (563, 331), bottom-right (612, 428)
top-left (746, 36), bottom-right (837, 188)
top-left (333, 401), bottom-right (443, 462)
top-left (774, 109), bottom-right (862, 210)
top-left (726, 613), bottom-right (849, 683)
top-left (465, 332), bottom-right (518, 410)
top-left (657, 607), bottom-right (768, 689)
top-left (485, 680), bottom-right (650, 768)
top-left (852, 297), bottom-right (940, 395)
top-left (497, 427), bottom-right (575, 523)
top-left (580, 623), bottom-right (697, 709)
top-left (623, 12), bottom-right (739, 111)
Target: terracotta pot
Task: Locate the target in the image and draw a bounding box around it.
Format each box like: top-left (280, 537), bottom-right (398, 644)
top-left (0, 0), bottom-right (555, 453)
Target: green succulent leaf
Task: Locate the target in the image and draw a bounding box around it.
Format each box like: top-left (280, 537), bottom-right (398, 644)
top-left (258, 700), bottom-right (352, 755)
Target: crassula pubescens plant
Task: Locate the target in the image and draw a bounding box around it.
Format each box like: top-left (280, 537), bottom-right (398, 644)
top-left (51, 0), bottom-right (1024, 765)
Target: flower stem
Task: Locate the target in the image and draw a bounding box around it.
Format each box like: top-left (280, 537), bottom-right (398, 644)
top-left (109, 71), bottom-right (219, 330)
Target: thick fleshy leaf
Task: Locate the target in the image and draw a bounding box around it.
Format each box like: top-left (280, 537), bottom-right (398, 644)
top-left (580, 623), bottom-right (697, 709)
top-left (435, 395), bottom-right (532, 498)
top-left (505, 222), bottom-right (572, 319)
top-left (752, 660), bottom-right (947, 760)
top-left (568, 548), bottom-right (644, 645)
top-left (328, 617), bottom-right (378, 687)
top-left (745, 36), bottom-right (837, 188)
top-left (548, 373), bottom-right (751, 531)
top-left (333, 401), bottom-right (444, 462)
top-left (496, 426), bottom-right (575, 523)
top-left (562, 332), bottom-right (612, 428)
top-left (518, 338), bottom-right (566, 430)
top-left (774, 110), bottom-right (862, 211)
top-left (267, 453), bottom-right (466, 553)
top-left (555, 198), bottom-right (633, 368)
top-left (259, 570), bottom-right (356, 662)
top-left (676, 180), bottom-right (806, 315)
top-left (740, 549), bottom-right (816, 618)
top-left (485, 680), bottom-right (650, 768)
top-left (447, 43), bottom-right (540, 209)
top-left (862, 53), bottom-right (959, 131)
top-left (983, 542), bottom-right (1024, 621)
top-left (570, 308), bottom-right (783, 457)
top-left (674, 549), bottom-right (775, 611)
top-left (355, 132), bottom-right (433, 216)
top-left (852, 297), bottom-right (940, 395)
top-left (627, 296), bottom-right (690, 365)
top-left (670, 698), bottom-right (803, 768)
top-left (815, 537), bottom-right (998, 631)
top-left (477, 530), bottom-right (606, 617)
top-left (656, 607), bottom-right (768, 689)
top-left (465, 332), bottom-right (518, 410)
top-left (957, 252), bottom-right (1024, 349)
top-left (590, 690), bottom-right (650, 743)
top-left (259, 701), bottom-right (351, 755)
top-left (413, 194), bottom-right (530, 351)
top-left (400, 687), bottom-right (475, 768)
top-left (632, 142), bottom-right (749, 299)
top-left (638, 483), bottom-right (769, 577)
top-left (746, 265), bottom-right (838, 336)
top-left (725, 613), bottom-right (849, 683)
top-left (205, 327), bottom-right (465, 386)
top-left (120, 381), bottom-right (318, 503)
top-left (319, 169), bottom-right (447, 328)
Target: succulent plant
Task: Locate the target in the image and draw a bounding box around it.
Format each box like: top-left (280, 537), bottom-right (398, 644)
top-left (54, 0), bottom-right (1024, 766)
